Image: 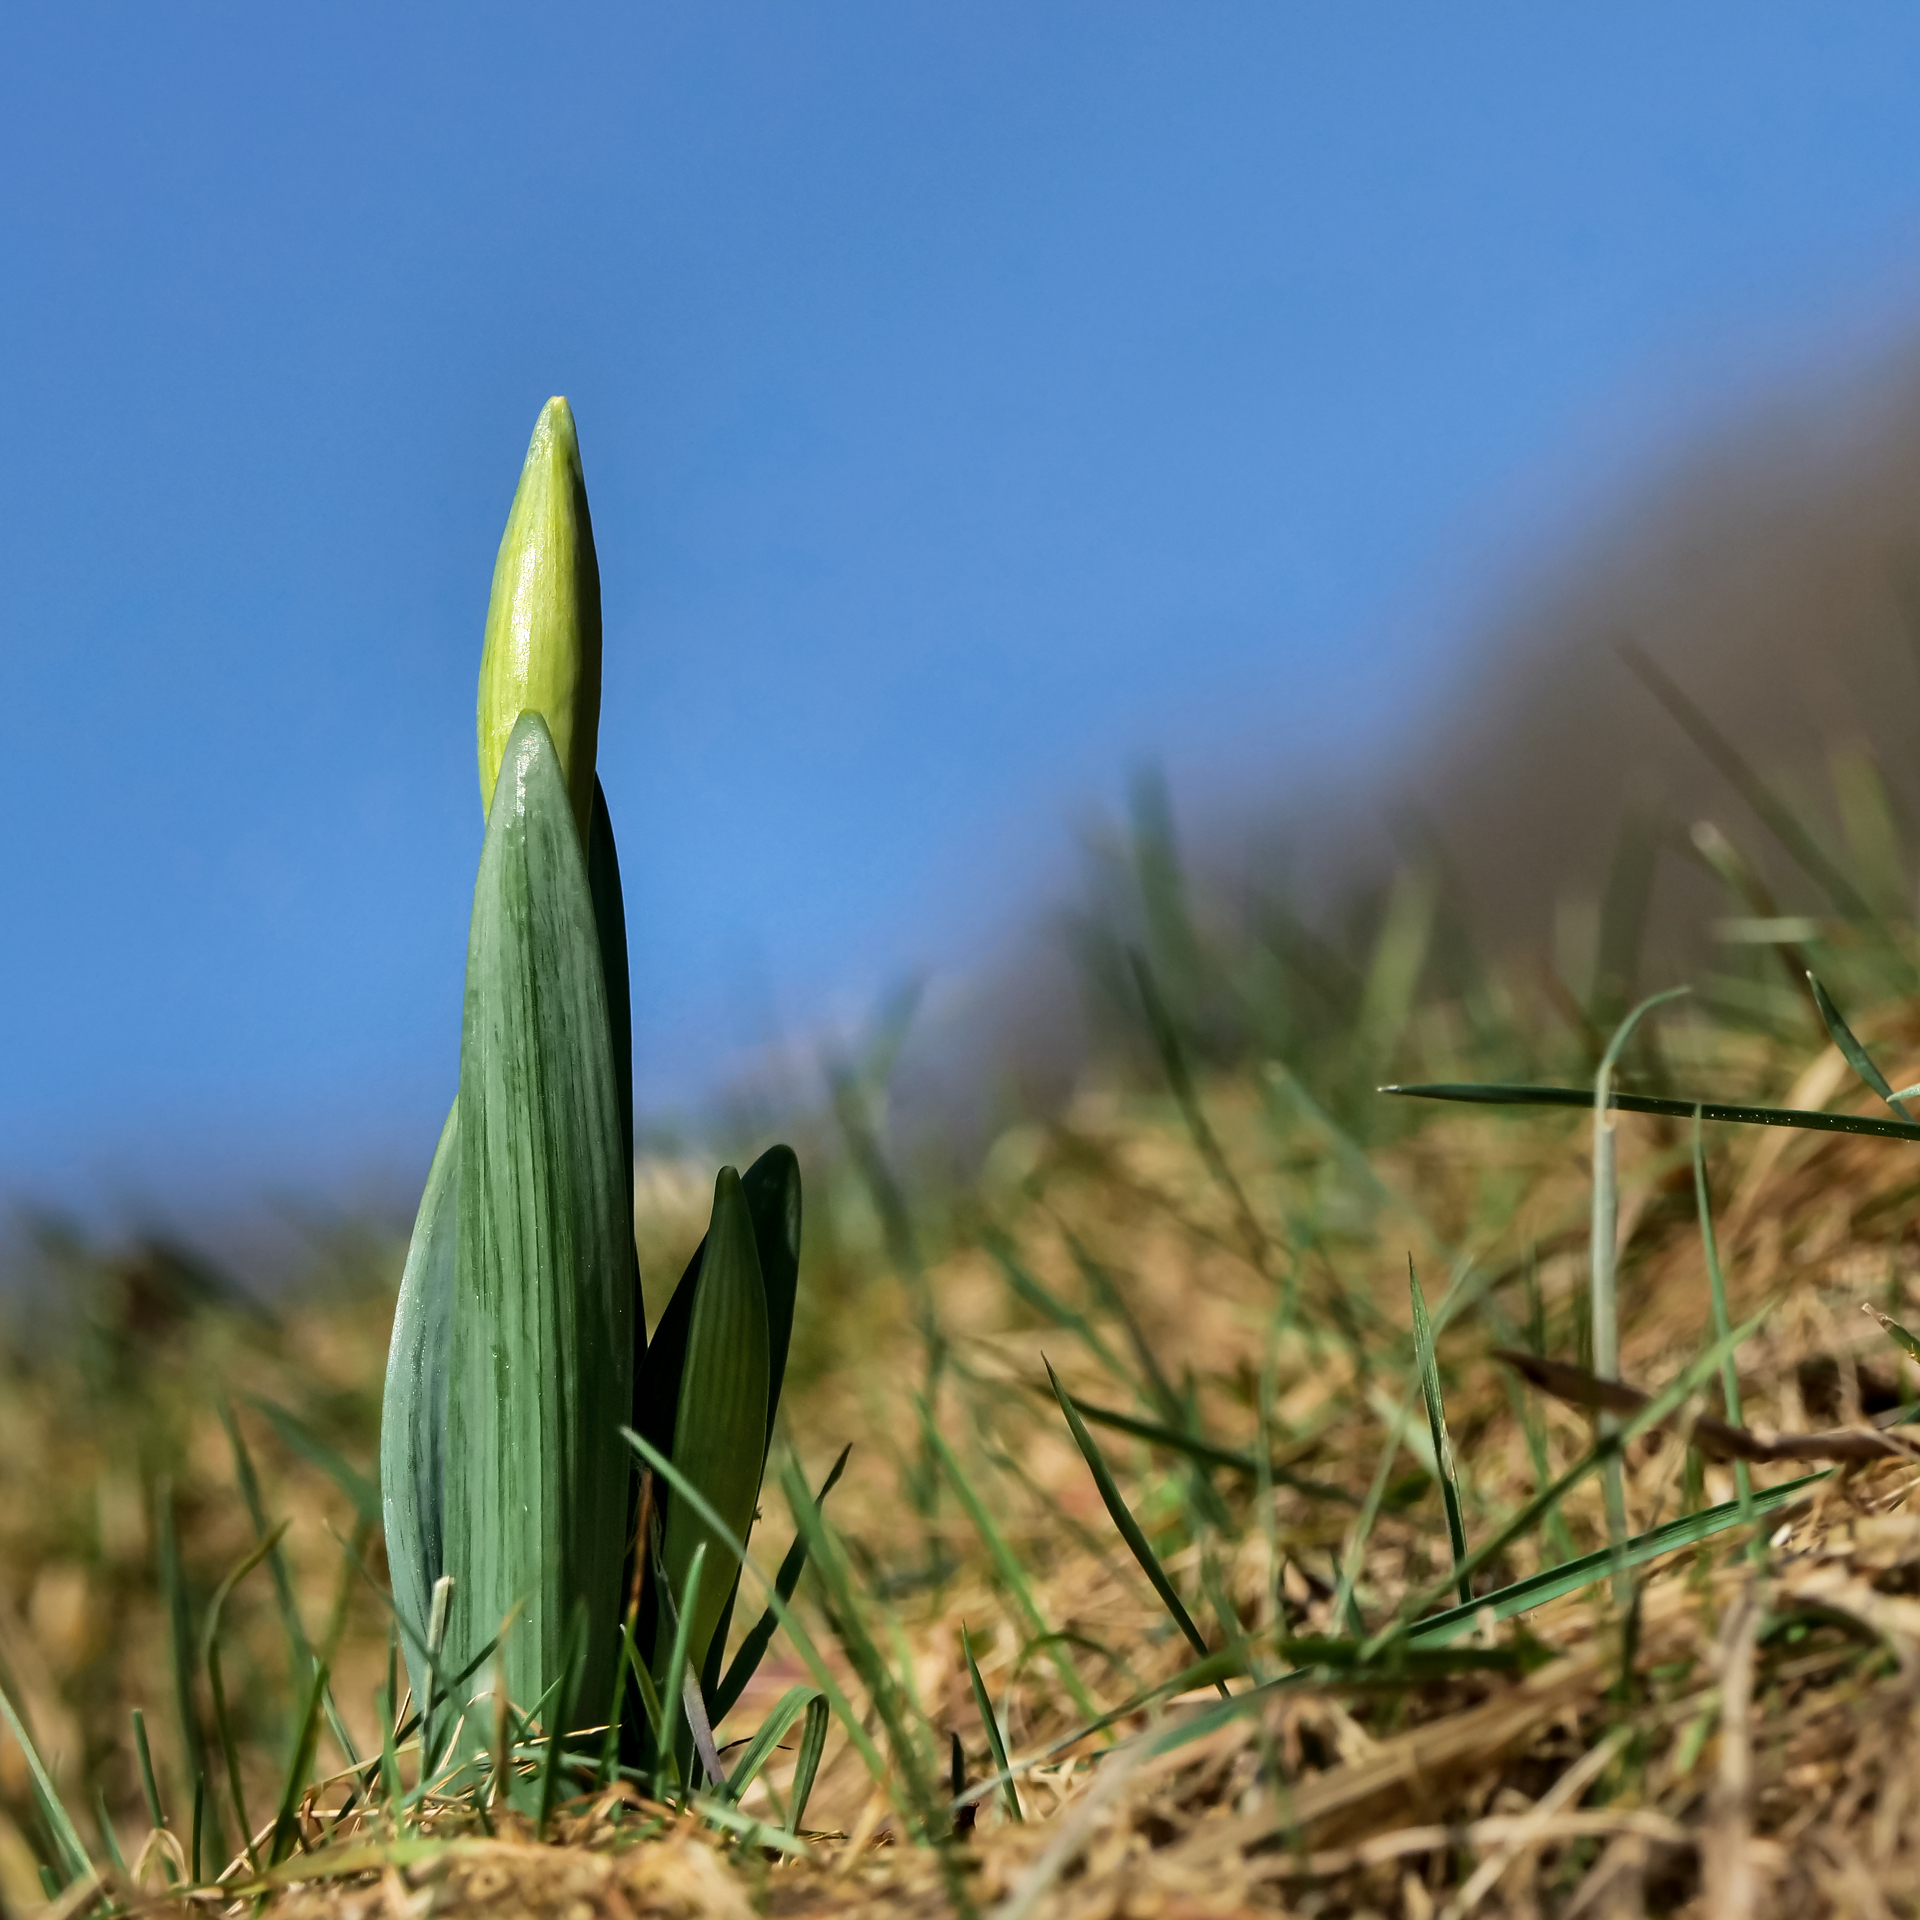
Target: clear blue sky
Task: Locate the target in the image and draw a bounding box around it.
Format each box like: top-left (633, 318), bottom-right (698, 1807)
top-left (7, 6), bottom-right (1920, 1215)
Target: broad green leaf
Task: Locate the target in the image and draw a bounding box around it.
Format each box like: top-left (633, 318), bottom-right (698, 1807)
top-left (655, 1169), bottom-right (769, 1684)
top-left (447, 710), bottom-right (635, 1724)
top-left (1383, 1082), bottom-right (1920, 1143)
top-left (476, 398), bottom-right (602, 842)
top-left (380, 1100), bottom-right (459, 1714)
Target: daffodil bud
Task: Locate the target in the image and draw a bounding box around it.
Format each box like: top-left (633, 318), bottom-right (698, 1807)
top-left (476, 397), bottom-right (602, 842)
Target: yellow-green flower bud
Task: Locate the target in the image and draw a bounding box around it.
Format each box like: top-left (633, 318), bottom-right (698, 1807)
top-left (476, 397), bottom-right (602, 842)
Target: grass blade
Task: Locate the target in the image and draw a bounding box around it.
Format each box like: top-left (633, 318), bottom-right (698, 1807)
top-left (1407, 1470), bottom-right (1826, 1648)
top-left (1694, 1109), bottom-right (1756, 1559)
top-left (268, 1660), bottom-right (329, 1867)
top-left (1382, 1082), bottom-right (1920, 1142)
top-left (787, 1696), bottom-right (829, 1835)
top-left (537, 1601), bottom-right (588, 1838)
top-left (1809, 973), bottom-right (1913, 1118)
top-left (156, 1479), bottom-right (225, 1873)
top-left (722, 1685), bottom-right (819, 1802)
top-left (710, 1443), bottom-right (851, 1722)
top-left (200, 1519), bottom-right (289, 1869)
top-left (245, 1394), bottom-right (381, 1529)
top-left (922, 1405), bottom-right (1102, 1721)
top-left (1044, 1358), bottom-right (1222, 1690)
top-left (0, 1675), bottom-right (90, 1887)
top-left (1053, 1392), bottom-right (1355, 1502)
top-left (1366, 1300), bottom-right (1774, 1654)
top-left (960, 1628), bottom-right (1021, 1823)
top-left (1408, 1260), bottom-right (1470, 1605)
top-left (622, 1430), bottom-right (889, 1793)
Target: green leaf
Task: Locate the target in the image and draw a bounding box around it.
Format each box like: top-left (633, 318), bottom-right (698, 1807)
top-left (960, 1628), bottom-right (1021, 1823)
top-left (379, 1100), bottom-right (459, 1715)
top-left (1044, 1358), bottom-right (1218, 1685)
top-left (1408, 1261), bottom-right (1470, 1606)
top-left (786, 1696), bottom-right (829, 1836)
top-left (655, 1168), bottom-right (769, 1684)
top-left (1809, 974), bottom-right (1913, 1119)
top-left (0, 1676), bottom-right (90, 1887)
top-left (1406, 1471), bottom-right (1826, 1648)
top-left (245, 1393), bottom-right (381, 1529)
top-left (447, 710), bottom-right (636, 1724)
top-left (722, 1684), bottom-right (820, 1803)
top-left (1382, 1082), bottom-right (1920, 1143)
top-left (709, 1442), bottom-right (851, 1723)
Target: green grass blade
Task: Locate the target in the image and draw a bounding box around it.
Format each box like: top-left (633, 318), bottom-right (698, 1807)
top-left (268, 1660), bottom-right (330, 1867)
top-left (1053, 1392), bottom-right (1355, 1503)
top-left (537, 1601), bottom-right (589, 1837)
top-left (622, 1429), bottom-right (889, 1794)
top-left (656, 1168), bottom-right (770, 1687)
top-left (1381, 1082), bottom-right (1920, 1142)
top-left (379, 1099), bottom-right (459, 1715)
top-left (244, 1394), bottom-right (381, 1528)
top-left (922, 1406), bottom-right (1102, 1722)
top-left (156, 1480), bottom-right (225, 1872)
top-left (1619, 640), bottom-right (1873, 920)
top-left (722, 1685), bottom-right (819, 1802)
top-left (450, 710), bottom-right (635, 1725)
top-left (960, 1628), bottom-right (1021, 1823)
top-left (1044, 1359), bottom-right (1220, 1686)
top-left (0, 1675), bottom-right (90, 1886)
top-left (786, 1696), bottom-right (829, 1836)
top-left (710, 1443), bottom-right (851, 1722)
top-left (1407, 1470), bottom-right (1826, 1648)
top-left (200, 1519), bottom-right (288, 1869)
top-left (1367, 1300), bottom-right (1774, 1653)
top-left (1407, 1261), bottom-right (1470, 1605)
top-left (131, 1707), bottom-right (172, 1876)
top-left (1693, 1110), bottom-right (1756, 1553)
top-left (1868, 1303), bottom-right (1920, 1364)
top-left (775, 1453), bottom-right (944, 1840)
top-left (1809, 974), bottom-right (1912, 1118)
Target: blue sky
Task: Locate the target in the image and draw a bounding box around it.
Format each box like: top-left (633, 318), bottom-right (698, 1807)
top-left (6, 6), bottom-right (1920, 1215)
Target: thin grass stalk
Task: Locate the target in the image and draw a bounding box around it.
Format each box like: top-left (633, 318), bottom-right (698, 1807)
top-left (960, 1628), bottom-right (1021, 1823)
top-left (131, 1708), bottom-right (174, 1882)
top-left (1693, 1109), bottom-right (1757, 1565)
top-left (787, 1697), bottom-right (829, 1836)
top-left (1593, 989), bottom-right (1688, 1604)
top-left (1408, 1258), bottom-right (1471, 1605)
top-left (654, 1547), bottom-right (703, 1799)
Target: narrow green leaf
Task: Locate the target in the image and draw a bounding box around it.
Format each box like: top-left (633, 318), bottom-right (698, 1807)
top-left (246, 1394), bottom-right (381, 1528)
top-left (0, 1676), bottom-right (90, 1886)
top-left (379, 1100), bottom-right (459, 1717)
top-left (131, 1708), bottom-right (171, 1876)
top-left (1869, 1303), bottom-right (1920, 1365)
top-left (156, 1481), bottom-right (225, 1872)
top-left (268, 1661), bottom-right (329, 1867)
top-left (1407, 1261), bottom-right (1470, 1606)
top-left (448, 709), bottom-right (635, 1723)
top-left (655, 1168), bottom-right (769, 1685)
top-left (1694, 1110), bottom-right (1756, 1556)
top-left (1406, 1470), bottom-right (1826, 1648)
top-left (1044, 1358), bottom-right (1220, 1688)
top-left (622, 1428), bottom-right (889, 1792)
top-left (654, 1546), bottom-right (705, 1797)
top-left (710, 1442), bottom-right (851, 1723)
top-left (537, 1601), bottom-right (589, 1838)
top-left (786, 1697), bottom-right (829, 1836)
top-left (199, 1520), bottom-right (288, 1869)
top-left (1382, 1082), bottom-right (1920, 1142)
top-left (1053, 1392), bottom-right (1355, 1503)
top-left (960, 1628), bottom-right (1021, 1823)
top-left (1809, 974), bottom-right (1912, 1119)
top-left (922, 1407), bottom-right (1101, 1722)
top-left (1368, 1300), bottom-right (1774, 1653)
top-left (722, 1685), bottom-right (819, 1802)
